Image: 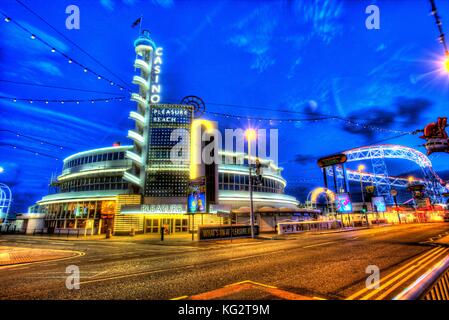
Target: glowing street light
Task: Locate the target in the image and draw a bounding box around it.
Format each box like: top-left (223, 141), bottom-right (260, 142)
top-left (245, 128), bottom-right (257, 239)
top-left (444, 56), bottom-right (449, 73)
top-left (0, 167), bottom-right (4, 174)
top-left (408, 176), bottom-right (414, 184)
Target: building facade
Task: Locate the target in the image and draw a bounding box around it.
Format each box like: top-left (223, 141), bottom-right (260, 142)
top-left (32, 30), bottom-right (304, 236)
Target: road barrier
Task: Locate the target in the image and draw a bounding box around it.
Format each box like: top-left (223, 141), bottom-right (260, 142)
top-left (277, 220), bottom-right (343, 235)
top-left (394, 254), bottom-right (449, 300)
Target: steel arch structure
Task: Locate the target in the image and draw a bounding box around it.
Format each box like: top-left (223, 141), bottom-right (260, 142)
top-left (327, 144), bottom-right (446, 204)
top-left (0, 183), bottom-right (12, 222)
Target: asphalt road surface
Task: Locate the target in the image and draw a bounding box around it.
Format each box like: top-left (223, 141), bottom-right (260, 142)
top-left (1, 223), bottom-right (449, 300)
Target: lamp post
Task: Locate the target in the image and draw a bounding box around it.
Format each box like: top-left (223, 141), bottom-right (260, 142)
top-left (245, 129), bottom-right (256, 239)
top-left (408, 176), bottom-right (416, 222)
top-left (358, 165), bottom-right (369, 226)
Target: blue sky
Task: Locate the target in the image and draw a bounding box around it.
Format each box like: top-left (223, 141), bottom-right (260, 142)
top-left (1, 0), bottom-right (449, 212)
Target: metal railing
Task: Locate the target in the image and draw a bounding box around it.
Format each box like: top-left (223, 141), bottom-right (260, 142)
top-left (394, 254), bottom-right (449, 300)
top-left (32, 228), bottom-right (82, 238)
top-left (0, 224), bottom-right (24, 234)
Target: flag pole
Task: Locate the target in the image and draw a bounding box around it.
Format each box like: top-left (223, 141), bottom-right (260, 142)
top-left (139, 14), bottom-right (143, 35)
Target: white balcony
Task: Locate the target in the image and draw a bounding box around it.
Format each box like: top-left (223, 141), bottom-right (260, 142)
top-left (134, 59), bottom-right (151, 74)
top-left (130, 93), bottom-right (147, 107)
top-left (135, 44), bottom-right (153, 56)
top-left (125, 150), bottom-right (143, 166)
top-left (127, 130), bottom-right (144, 146)
top-left (123, 171), bottom-right (142, 187)
top-left (129, 111), bottom-right (145, 126)
top-left (132, 75), bottom-right (149, 91)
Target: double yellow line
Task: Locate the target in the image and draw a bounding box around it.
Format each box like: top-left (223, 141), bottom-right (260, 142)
top-left (347, 246), bottom-right (449, 300)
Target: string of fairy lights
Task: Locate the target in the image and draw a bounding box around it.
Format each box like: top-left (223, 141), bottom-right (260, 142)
top-left (0, 96), bottom-right (126, 104)
top-left (0, 5), bottom-right (422, 164)
top-left (1, 11), bottom-right (131, 93)
top-left (430, 0), bottom-right (449, 56)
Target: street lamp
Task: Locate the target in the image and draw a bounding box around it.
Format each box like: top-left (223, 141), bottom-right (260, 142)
top-left (358, 165), bottom-right (369, 226)
top-left (245, 129), bottom-right (256, 239)
top-left (443, 56), bottom-right (449, 73)
top-left (0, 167), bottom-right (4, 174)
top-left (408, 176), bottom-right (417, 212)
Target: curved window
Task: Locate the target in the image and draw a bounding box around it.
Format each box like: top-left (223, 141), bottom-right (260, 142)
top-left (218, 172), bottom-right (284, 194)
top-left (59, 176), bottom-right (129, 193)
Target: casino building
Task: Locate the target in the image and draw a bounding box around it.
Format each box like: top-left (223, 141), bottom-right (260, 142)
top-left (32, 31), bottom-right (303, 236)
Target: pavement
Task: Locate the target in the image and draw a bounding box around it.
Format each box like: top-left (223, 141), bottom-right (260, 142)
top-left (0, 246), bottom-right (83, 266)
top-left (0, 222), bottom-right (448, 300)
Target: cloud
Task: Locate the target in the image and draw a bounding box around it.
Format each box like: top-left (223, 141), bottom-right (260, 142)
top-left (227, 0), bottom-right (343, 74)
top-left (291, 0), bottom-right (343, 44)
top-left (152, 0), bottom-right (174, 8)
top-left (23, 60), bottom-right (63, 77)
top-left (341, 97), bottom-right (432, 139)
top-left (100, 0), bottom-right (115, 11)
top-left (0, 99), bottom-right (124, 137)
top-left (294, 154), bottom-right (316, 165)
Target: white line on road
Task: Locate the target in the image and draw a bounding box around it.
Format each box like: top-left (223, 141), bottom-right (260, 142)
top-left (302, 241), bottom-right (338, 249)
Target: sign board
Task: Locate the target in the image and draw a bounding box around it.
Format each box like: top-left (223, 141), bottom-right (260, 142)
top-left (198, 225), bottom-right (259, 240)
top-left (336, 193), bottom-right (353, 213)
top-left (371, 197), bottom-right (387, 212)
top-left (187, 177), bottom-right (207, 214)
top-left (317, 154), bottom-right (347, 168)
top-left (121, 204), bottom-right (187, 214)
top-left (408, 184), bottom-right (425, 192)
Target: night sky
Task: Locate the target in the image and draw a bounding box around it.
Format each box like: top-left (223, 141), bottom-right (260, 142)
top-left (1, 0), bottom-right (449, 213)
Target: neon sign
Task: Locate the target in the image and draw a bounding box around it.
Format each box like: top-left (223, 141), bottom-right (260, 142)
top-left (150, 47), bottom-right (163, 104)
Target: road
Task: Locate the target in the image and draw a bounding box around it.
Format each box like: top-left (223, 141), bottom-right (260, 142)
top-left (0, 223), bottom-right (448, 300)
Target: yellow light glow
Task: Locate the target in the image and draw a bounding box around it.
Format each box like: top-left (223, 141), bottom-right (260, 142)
top-left (245, 129), bottom-right (257, 141)
top-left (357, 164), bottom-right (365, 172)
top-left (444, 56), bottom-right (449, 73)
top-left (310, 187), bottom-right (335, 203)
top-left (408, 176), bottom-right (414, 183)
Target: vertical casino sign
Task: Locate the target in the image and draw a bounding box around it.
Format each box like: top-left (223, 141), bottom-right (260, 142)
top-left (150, 47), bottom-right (163, 104)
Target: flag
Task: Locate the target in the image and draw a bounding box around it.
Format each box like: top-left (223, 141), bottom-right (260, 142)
top-left (131, 17), bottom-right (142, 28)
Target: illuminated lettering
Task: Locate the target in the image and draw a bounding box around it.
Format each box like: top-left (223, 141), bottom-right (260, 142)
top-left (150, 47), bottom-right (163, 104)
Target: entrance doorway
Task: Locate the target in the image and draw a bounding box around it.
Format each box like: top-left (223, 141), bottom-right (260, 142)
top-left (145, 217), bottom-right (188, 234)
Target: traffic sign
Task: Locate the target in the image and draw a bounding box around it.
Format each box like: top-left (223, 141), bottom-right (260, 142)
top-left (317, 154), bottom-right (347, 168)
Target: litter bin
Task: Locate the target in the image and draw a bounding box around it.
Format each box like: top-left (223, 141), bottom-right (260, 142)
top-left (106, 228), bottom-right (112, 239)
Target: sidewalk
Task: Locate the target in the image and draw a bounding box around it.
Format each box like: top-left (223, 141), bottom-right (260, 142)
top-left (432, 233), bottom-right (449, 246)
top-left (0, 246), bottom-right (82, 266)
top-left (0, 233), bottom-right (266, 246)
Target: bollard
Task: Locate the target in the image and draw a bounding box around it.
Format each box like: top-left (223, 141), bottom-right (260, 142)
top-left (160, 226), bottom-right (165, 241)
top-left (105, 228), bottom-right (112, 239)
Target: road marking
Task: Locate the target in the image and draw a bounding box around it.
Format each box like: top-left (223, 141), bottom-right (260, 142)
top-left (374, 248), bottom-right (449, 300)
top-left (0, 250), bottom-right (86, 270)
top-left (88, 258), bottom-right (103, 262)
top-left (302, 241), bottom-right (337, 249)
top-left (80, 265), bottom-right (194, 285)
top-left (346, 247), bottom-right (441, 300)
top-left (360, 247), bottom-right (445, 300)
top-left (12, 266), bottom-right (30, 270)
top-left (225, 280), bottom-right (277, 289)
top-left (170, 295), bottom-right (188, 300)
